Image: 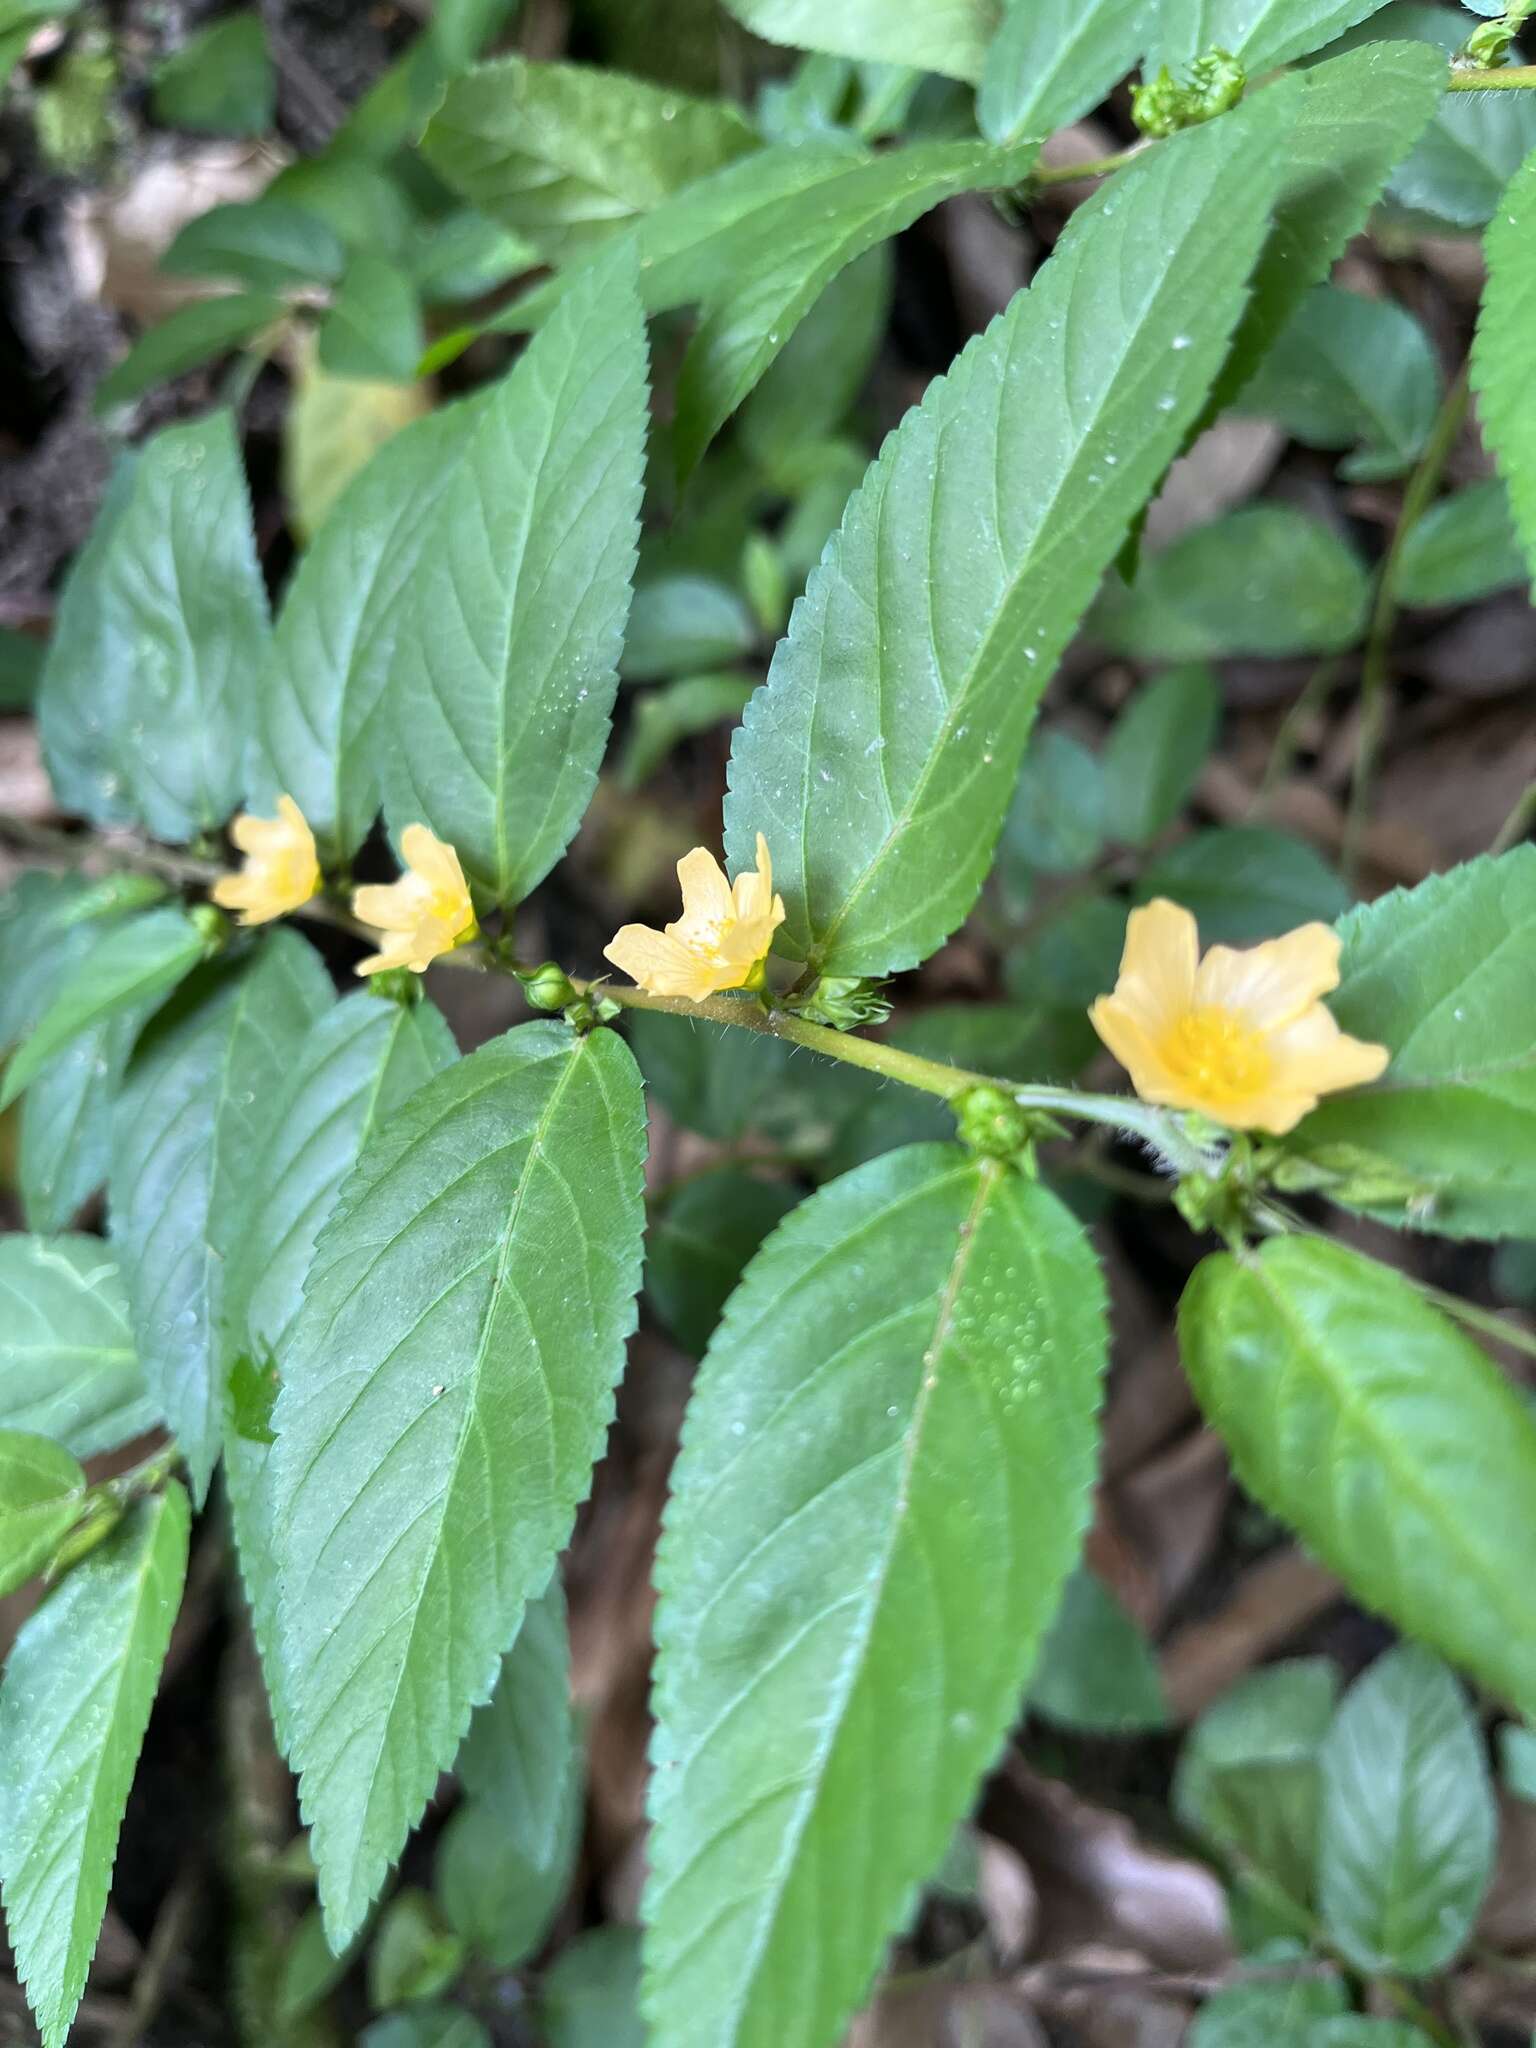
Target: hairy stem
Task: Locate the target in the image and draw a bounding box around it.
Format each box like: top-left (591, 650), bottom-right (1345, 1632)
top-left (1447, 61), bottom-right (1536, 88)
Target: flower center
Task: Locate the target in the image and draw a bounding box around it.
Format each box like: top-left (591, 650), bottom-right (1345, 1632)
top-left (1157, 1004), bottom-right (1272, 1100)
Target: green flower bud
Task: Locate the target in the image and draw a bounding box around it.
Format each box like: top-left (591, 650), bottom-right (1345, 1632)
top-left (1132, 48), bottom-right (1244, 138)
top-left (189, 901), bottom-right (230, 951)
top-left (518, 960), bottom-right (579, 1012)
top-left (787, 976), bottom-right (892, 1031)
top-left (954, 1085), bottom-right (1034, 1161)
top-left (367, 966), bottom-right (422, 1007)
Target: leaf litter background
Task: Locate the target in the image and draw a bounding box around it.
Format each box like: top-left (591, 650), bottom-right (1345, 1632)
top-left (3, 1), bottom-right (1536, 2043)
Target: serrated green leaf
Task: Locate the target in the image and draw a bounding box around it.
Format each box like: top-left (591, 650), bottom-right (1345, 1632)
top-left (979, 0), bottom-right (1144, 146)
top-left (1369, 3), bottom-right (1536, 230)
top-left (270, 1020), bottom-right (646, 1947)
top-left (161, 197), bottom-right (348, 291)
top-left (1473, 142), bottom-right (1536, 591)
top-left (1152, 0), bottom-right (1394, 72)
top-left (1180, 1235), bottom-right (1536, 1718)
top-left (720, 0), bottom-right (998, 82)
top-left (0, 1484), bottom-right (189, 2048)
top-left (540, 1927), bottom-right (645, 2048)
top-left (1284, 849), bottom-right (1536, 1237)
top-left (94, 292), bottom-right (286, 412)
top-left (0, 1236), bottom-right (154, 1456)
top-left (1028, 1568), bottom-right (1167, 1733)
top-left (723, 95), bottom-right (1291, 979)
top-left (221, 991), bottom-right (456, 1749)
top-left (19, 1006), bottom-right (145, 1233)
top-left (318, 255), bottom-right (424, 382)
top-left (1, 905), bottom-right (207, 1112)
top-left (421, 56), bottom-right (756, 260)
top-left (1395, 479), bottom-right (1528, 606)
top-left (672, 138), bottom-right (1032, 476)
top-left (643, 1144), bottom-right (1107, 2048)
top-left (1237, 284), bottom-right (1441, 481)
top-left (379, 243), bottom-right (647, 908)
top-left (646, 1167), bottom-right (799, 1354)
top-left (1097, 505), bottom-right (1371, 661)
top-left (109, 935), bottom-right (331, 1501)
top-left (1102, 665), bottom-right (1220, 846)
top-left (0, 1430), bottom-right (88, 1597)
top-left (1134, 826), bottom-right (1348, 943)
top-left (1213, 40), bottom-right (1446, 413)
top-left (1190, 1972), bottom-right (1348, 2048)
top-left (39, 411), bottom-right (269, 842)
top-left (1317, 1644), bottom-right (1494, 1975)
top-left (152, 10), bottom-right (274, 134)
top-left (739, 244), bottom-right (890, 468)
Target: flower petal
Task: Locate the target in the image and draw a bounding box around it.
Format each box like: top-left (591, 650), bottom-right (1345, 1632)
top-left (605, 924), bottom-right (717, 999)
top-left (1268, 1004), bottom-right (1391, 1098)
top-left (674, 846), bottom-right (734, 931)
top-left (1101, 899), bottom-right (1198, 1035)
top-left (352, 880), bottom-right (422, 932)
top-left (1089, 996), bottom-right (1178, 1099)
top-left (399, 823), bottom-right (467, 900)
top-left (1195, 923), bottom-right (1341, 1028)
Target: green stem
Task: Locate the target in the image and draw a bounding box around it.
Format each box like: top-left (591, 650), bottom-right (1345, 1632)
top-left (1343, 366), bottom-right (1469, 881)
top-left (0, 812), bottom-right (220, 887)
top-left (1490, 776), bottom-right (1536, 857)
top-left (1031, 144), bottom-right (1146, 188)
top-left (1447, 61), bottom-right (1536, 88)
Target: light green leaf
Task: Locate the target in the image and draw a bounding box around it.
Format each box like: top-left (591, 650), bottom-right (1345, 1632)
top-left (19, 1007), bottom-right (145, 1234)
top-left (94, 292), bottom-right (286, 412)
top-left (1284, 849), bottom-right (1536, 1237)
top-left (720, 0), bottom-right (999, 83)
top-left (39, 411), bottom-right (269, 843)
top-left (0, 870), bottom-right (162, 1050)
top-left (1213, 39), bottom-right (1446, 413)
top-left (0, 1236), bottom-right (154, 1456)
top-left (1152, 0), bottom-right (1395, 71)
top-left (1102, 665), bottom-right (1220, 846)
top-left (430, 0), bottom-right (521, 71)
top-left (1002, 731), bottom-right (1106, 879)
top-left (436, 1757), bottom-right (581, 1967)
top-left (221, 991), bottom-right (455, 1749)
top-left (541, 1927), bottom-right (645, 2048)
top-left (979, 0), bottom-right (1144, 146)
top-left (421, 56), bottom-right (756, 260)
top-left (1237, 283), bottom-right (1441, 481)
top-left (152, 10), bottom-right (274, 134)
top-left (456, 1577), bottom-right (573, 1859)
top-left (1370, 3), bottom-right (1536, 230)
top-left (1180, 1235), bottom-right (1536, 1718)
top-left (1, 905), bottom-right (208, 1112)
top-left (1190, 1973), bottom-right (1348, 2048)
top-left (1029, 1569), bottom-right (1167, 1733)
top-left (270, 1020), bottom-right (646, 1947)
top-left (643, 1145), bottom-right (1107, 2048)
top-left (723, 94), bottom-right (1292, 978)
top-left (0, 1485), bottom-right (189, 2048)
top-left (1395, 479), bottom-right (1528, 606)
top-left (1175, 1658), bottom-right (1337, 1937)
top-left (368, 1890), bottom-right (466, 2007)
top-left (318, 255), bottom-right (425, 383)
top-left (109, 934), bottom-right (331, 1501)
top-left (618, 673), bottom-right (754, 790)
top-left (1502, 1721), bottom-right (1536, 1802)
top-left (646, 1167), bottom-right (799, 1354)
top-left (673, 138), bottom-right (1032, 476)
top-left (380, 243), bottom-right (648, 908)
top-left (1317, 1645), bottom-right (1494, 1975)
top-left (160, 197), bottom-right (348, 291)
top-left (1097, 505), bottom-right (1371, 661)
top-left (621, 576), bottom-right (756, 683)
top-left (0, 1430), bottom-right (87, 1597)
top-left (1473, 141), bottom-right (1536, 591)
top-left (254, 395), bottom-right (481, 861)
top-left (1135, 827), bottom-right (1349, 944)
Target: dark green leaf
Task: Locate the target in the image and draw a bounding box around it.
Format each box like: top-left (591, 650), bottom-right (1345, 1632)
top-left (1180, 1236), bottom-right (1536, 1719)
top-left (738, 245), bottom-right (891, 469)
top-left (621, 576), bottom-right (756, 683)
top-left (1135, 827), bottom-right (1349, 943)
top-left (1473, 140), bottom-right (1536, 589)
top-left (618, 673), bottom-right (754, 790)
top-left (380, 243), bottom-right (648, 907)
top-left (1153, 0), bottom-right (1394, 72)
top-left (1102, 666), bottom-right (1220, 846)
top-left (0, 1236), bottom-right (154, 1456)
top-left (1285, 850), bottom-right (1536, 1237)
top-left (406, 208), bottom-right (537, 304)
top-left (0, 1485), bottom-right (189, 2048)
top-left (1029, 1569), bottom-right (1167, 1733)
top-left (1005, 895), bottom-right (1130, 1010)
top-left (1237, 284), bottom-right (1441, 481)
top-left (0, 872), bottom-right (165, 1053)
top-left (979, 0), bottom-right (1144, 145)
top-left (39, 411), bottom-right (269, 843)
top-left (421, 56), bottom-right (756, 260)
top-left (161, 197), bottom-right (347, 290)
top-left (277, 1905), bottom-right (362, 2021)
top-left (1098, 505), bottom-right (1370, 661)
top-left (436, 1763), bottom-right (581, 1967)
top-left (1395, 480), bottom-right (1528, 606)
top-left (368, 1890), bottom-right (466, 2008)
top-left (1003, 731), bottom-right (1106, 880)
top-left (1317, 1645), bottom-right (1494, 1975)
top-left (646, 1167), bottom-right (799, 1354)
top-left (644, 1145), bottom-right (1107, 2048)
top-left (1, 906), bottom-right (207, 1112)
top-left (109, 935), bottom-right (331, 1501)
top-left (720, 0), bottom-right (998, 82)
top-left (362, 2008), bottom-right (490, 2048)
top-left (152, 10), bottom-right (274, 134)
top-left (1376, 5), bottom-right (1536, 230)
top-left (0, 1431), bottom-right (87, 1598)
top-left (318, 255), bottom-right (425, 382)
top-left (1500, 1722), bottom-right (1536, 1802)
top-left (723, 95), bottom-right (1292, 978)
top-left (1190, 1972), bottom-right (1348, 2047)
top-left (94, 292), bottom-right (285, 412)
top-left (20, 1004), bottom-right (154, 1235)
top-left (270, 1021), bottom-right (646, 1947)
top-left (540, 1928), bottom-right (645, 2048)
top-left (1311, 2021), bottom-right (1438, 2047)
top-left (0, 625), bottom-right (43, 709)
top-left (456, 1577), bottom-right (573, 1856)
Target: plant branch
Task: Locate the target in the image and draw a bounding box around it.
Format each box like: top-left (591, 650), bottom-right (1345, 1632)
top-left (1447, 62), bottom-right (1536, 88)
top-left (1491, 775), bottom-right (1536, 857)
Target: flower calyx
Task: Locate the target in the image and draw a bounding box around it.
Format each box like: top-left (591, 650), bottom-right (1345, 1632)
top-left (784, 975), bottom-right (892, 1032)
top-left (1132, 48), bottom-right (1245, 138)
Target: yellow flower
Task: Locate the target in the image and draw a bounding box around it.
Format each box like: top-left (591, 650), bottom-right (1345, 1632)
top-left (604, 833), bottom-right (786, 1001)
top-left (1089, 898), bottom-right (1389, 1136)
top-left (211, 795), bottom-right (321, 925)
top-left (353, 824), bottom-right (478, 976)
